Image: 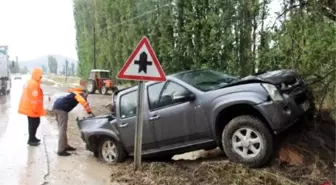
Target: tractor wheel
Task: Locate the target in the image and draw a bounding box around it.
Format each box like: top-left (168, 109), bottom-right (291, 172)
top-left (86, 80), bottom-right (96, 94)
top-left (101, 86), bottom-right (108, 95)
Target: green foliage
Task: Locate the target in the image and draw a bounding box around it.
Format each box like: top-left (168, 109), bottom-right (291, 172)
top-left (61, 59), bottom-right (76, 76)
top-left (71, 62), bottom-right (76, 76)
top-left (73, 0), bottom-right (336, 102)
top-left (48, 55), bottom-right (58, 74)
top-left (42, 65), bottom-right (48, 74)
top-left (20, 66), bottom-right (29, 74)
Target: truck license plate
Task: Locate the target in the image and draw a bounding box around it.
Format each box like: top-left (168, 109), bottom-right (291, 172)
top-left (301, 100), bottom-right (310, 111)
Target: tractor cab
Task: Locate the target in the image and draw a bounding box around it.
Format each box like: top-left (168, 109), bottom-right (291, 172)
top-left (86, 69), bottom-right (118, 95)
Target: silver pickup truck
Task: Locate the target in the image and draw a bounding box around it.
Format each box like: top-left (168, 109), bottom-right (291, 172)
top-left (77, 69), bottom-right (315, 168)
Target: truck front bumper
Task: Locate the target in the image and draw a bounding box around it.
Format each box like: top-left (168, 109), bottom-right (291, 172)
top-left (256, 87), bottom-right (315, 134)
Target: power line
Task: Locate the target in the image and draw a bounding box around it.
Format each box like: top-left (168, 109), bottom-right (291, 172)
top-left (109, 2), bottom-right (173, 29)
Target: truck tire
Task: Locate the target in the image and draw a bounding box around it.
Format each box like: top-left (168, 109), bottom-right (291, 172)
top-left (86, 80), bottom-right (96, 94)
top-left (98, 137), bottom-right (125, 164)
top-left (222, 115), bottom-right (273, 168)
top-left (0, 89), bottom-right (5, 95)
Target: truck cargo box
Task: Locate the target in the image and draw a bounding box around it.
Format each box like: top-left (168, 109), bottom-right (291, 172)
top-left (0, 52), bottom-right (9, 78)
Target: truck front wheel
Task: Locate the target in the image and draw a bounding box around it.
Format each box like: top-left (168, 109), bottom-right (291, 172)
top-left (98, 137), bottom-right (126, 164)
top-left (222, 115), bottom-right (273, 168)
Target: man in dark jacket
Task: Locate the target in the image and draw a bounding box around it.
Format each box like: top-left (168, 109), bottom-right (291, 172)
top-left (53, 88), bottom-right (94, 156)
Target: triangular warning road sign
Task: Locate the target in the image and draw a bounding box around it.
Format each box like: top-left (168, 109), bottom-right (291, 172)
top-left (117, 37), bottom-right (166, 82)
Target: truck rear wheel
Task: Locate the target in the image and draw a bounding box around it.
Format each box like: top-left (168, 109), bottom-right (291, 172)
top-left (0, 88), bottom-right (5, 95)
top-left (222, 115), bottom-right (273, 168)
top-left (86, 80), bottom-right (96, 94)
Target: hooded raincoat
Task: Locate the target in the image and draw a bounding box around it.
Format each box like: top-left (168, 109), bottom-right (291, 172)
top-left (18, 68), bottom-right (46, 117)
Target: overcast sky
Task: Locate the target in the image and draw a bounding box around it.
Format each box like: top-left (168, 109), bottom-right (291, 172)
top-left (0, 0), bottom-right (281, 62)
top-left (0, 0), bottom-right (77, 61)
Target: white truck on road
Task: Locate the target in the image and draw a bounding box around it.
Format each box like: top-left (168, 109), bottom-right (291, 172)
top-left (0, 46), bottom-right (11, 95)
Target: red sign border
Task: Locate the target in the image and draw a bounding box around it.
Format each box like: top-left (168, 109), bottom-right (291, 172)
top-left (117, 37), bottom-right (166, 82)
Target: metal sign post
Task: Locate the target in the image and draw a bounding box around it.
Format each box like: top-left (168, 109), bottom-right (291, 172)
top-left (134, 81), bottom-right (145, 170)
top-left (116, 37), bottom-right (166, 171)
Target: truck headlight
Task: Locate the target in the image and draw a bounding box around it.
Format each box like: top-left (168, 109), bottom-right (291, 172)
top-left (261, 83), bottom-right (284, 101)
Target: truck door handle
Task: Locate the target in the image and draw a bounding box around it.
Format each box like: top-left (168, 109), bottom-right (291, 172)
top-left (149, 115), bottom-right (160, 121)
top-left (119, 122), bottom-right (128, 128)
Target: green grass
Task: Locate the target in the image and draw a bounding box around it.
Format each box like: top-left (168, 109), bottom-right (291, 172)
top-left (40, 79), bottom-right (56, 86)
top-left (45, 74), bottom-right (81, 85)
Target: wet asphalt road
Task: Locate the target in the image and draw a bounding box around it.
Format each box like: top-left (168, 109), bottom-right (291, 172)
top-left (0, 75), bottom-right (113, 185)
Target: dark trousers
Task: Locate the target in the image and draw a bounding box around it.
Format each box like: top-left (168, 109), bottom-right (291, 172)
top-left (27, 116), bottom-right (40, 141)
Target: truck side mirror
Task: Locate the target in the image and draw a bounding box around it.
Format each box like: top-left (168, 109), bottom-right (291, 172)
top-left (173, 93), bottom-right (196, 102)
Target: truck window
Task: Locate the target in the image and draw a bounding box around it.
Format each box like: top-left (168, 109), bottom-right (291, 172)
top-left (147, 82), bottom-right (165, 110)
top-left (119, 90), bottom-right (137, 119)
top-left (157, 82), bottom-right (190, 109)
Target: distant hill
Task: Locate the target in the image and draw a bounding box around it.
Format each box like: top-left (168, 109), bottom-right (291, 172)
top-left (20, 55), bottom-right (78, 73)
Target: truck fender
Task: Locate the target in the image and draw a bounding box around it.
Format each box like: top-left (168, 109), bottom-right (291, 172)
top-left (85, 128), bottom-right (121, 148)
top-left (209, 91), bottom-right (268, 133)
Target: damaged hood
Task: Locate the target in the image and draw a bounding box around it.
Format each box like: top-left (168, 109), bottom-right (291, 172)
top-left (240, 69), bottom-right (298, 84)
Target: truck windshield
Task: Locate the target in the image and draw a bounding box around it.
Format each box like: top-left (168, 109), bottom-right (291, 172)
top-left (175, 69), bottom-right (238, 91)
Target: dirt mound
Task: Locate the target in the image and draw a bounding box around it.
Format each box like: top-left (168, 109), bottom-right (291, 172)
top-left (108, 109), bottom-right (335, 185)
top-left (110, 161), bottom-right (295, 185)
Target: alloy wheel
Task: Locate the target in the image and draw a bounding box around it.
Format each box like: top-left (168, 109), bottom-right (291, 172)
top-left (231, 127), bottom-right (263, 159)
top-left (101, 140), bottom-right (118, 163)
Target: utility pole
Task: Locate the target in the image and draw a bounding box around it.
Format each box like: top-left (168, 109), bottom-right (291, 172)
top-left (93, 25), bottom-right (96, 69)
top-left (65, 58), bottom-right (68, 83)
top-left (92, 0), bottom-right (96, 69)
top-left (15, 56), bottom-right (18, 73)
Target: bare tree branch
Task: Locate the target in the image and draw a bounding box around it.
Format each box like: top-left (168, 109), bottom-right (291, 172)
top-left (270, 3), bottom-right (307, 30)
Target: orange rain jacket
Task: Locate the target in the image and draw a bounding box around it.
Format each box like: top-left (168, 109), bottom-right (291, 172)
top-left (18, 68), bottom-right (46, 117)
top-left (52, 87), bottom-right (92, 113)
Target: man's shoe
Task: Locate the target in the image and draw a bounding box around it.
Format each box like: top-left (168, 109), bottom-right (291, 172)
top-left (32, 137), bottom-right (41, 143)
top-left (57, 151), bottom-right (71, 156)
top-left (66, 146), bottom-right (76, 151)
top-left (27, 141), bottom-right (40, 146)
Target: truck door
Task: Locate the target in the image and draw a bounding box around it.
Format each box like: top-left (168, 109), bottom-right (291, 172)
top-left (147, 81), bottom-right (198, 148)
top-left (116, 90), bottom-right (156, 155)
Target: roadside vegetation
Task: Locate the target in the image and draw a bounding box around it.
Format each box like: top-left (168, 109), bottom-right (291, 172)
top-left (73, 0), bottom-right (335, 184)
top-left (44, 74), bottom-right (81, 86)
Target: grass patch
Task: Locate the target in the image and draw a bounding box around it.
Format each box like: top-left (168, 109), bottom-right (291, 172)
top-left (110, 161), bottom-right (308, 185)
top-left (46, 74), bottom-right (80, 85)
top-left (41, 79), bottom-right (56, 86)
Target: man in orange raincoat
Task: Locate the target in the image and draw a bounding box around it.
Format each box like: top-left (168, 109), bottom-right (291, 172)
top-left (18, 67), bottom-right (46, 146)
